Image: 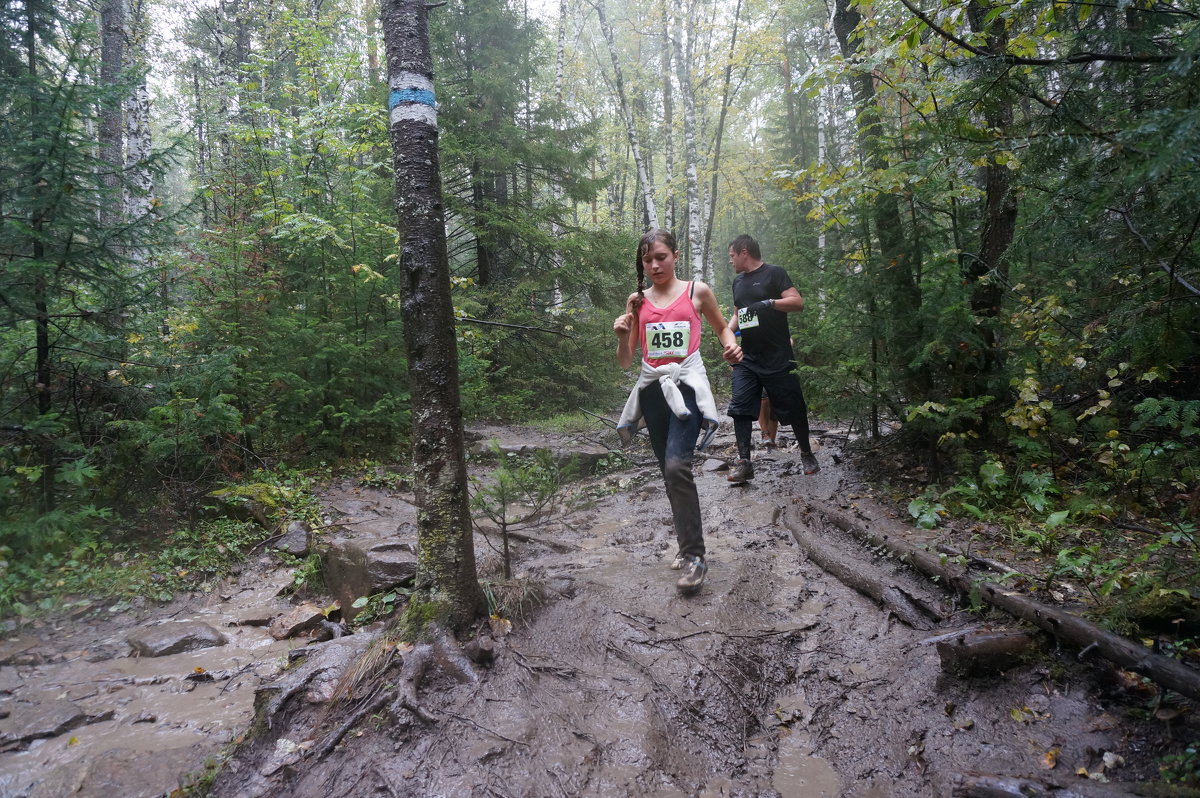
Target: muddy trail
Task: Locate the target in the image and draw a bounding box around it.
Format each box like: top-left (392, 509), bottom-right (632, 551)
top-left (2, 423), bottom-right (1195, 797)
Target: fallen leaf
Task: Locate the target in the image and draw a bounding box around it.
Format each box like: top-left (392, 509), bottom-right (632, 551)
top-left (1042, 747), bottom-right (1060, 770)
top-left (1086, 713), bottom-right (1118, 732)
top-left (193, 666), bottom-right (205, 674)
top-left (1102, 752), bottom-right (1125, 770)
top-left (68, 736), bottom-right (79, 746)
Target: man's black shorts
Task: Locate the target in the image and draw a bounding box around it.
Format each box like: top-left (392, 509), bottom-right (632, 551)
top-left (728, 364), bottom-right (808, 425)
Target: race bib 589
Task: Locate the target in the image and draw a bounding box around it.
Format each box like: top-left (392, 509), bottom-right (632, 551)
top-left (737, 306), bottom-right (760, 330)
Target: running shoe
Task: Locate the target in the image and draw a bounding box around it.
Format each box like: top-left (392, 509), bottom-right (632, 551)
top-left (726, 459), bottom-right (754, 483)
top-left (676, 556), bottom-right (707, 593)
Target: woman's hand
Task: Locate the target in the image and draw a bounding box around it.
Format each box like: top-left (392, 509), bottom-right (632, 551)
top-left (613, 312), bottom-right (634, 338)
top-left (722, 341), bottom-right (743, 365)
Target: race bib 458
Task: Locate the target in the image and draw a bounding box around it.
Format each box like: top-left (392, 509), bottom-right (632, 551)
top-left (646, 320), bottom-right (690, 359)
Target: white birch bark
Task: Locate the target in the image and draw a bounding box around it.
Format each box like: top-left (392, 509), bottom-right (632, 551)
top-left (214, 0), bottom-right (238, 165)
top-left (660, 0), bottom-right (675, 233)
top-left (595, 0), bottom-right (658, 230)
top-left (671, 0), bottom-right (704, 282)
top-left (701, 0), bottom-right (742, 274)
top-left (816, 89), bottom-right (828, 315)
top-left (123, 0), bottom-right (154, 237)
top-left (815, 10), bottom-right (845, 315)
top-left (549, 0), bottom-right (568, 313)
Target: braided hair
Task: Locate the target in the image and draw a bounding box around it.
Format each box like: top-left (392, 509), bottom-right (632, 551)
top-left (633, 229), bottom-right (678, 314)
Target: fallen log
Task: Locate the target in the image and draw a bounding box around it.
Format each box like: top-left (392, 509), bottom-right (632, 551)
top-left (796, 503), bottom-right (1200, 701)
top-left (936, 630), bottom-right (1034, 676)
top-left (784, 516), bottom-right (944, 630)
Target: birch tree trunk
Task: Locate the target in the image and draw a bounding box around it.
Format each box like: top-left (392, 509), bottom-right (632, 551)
top-left (549, 0), bottom-right (568, 312)
top-left (700, 0), bottom-right (742, 273)
top-left (123, 0), bottom-right (153, 231)
top-left (659, 0), bottom-right (675, 233)
top-left (671, 0), bottom-right (704, 281)
top-left (214, 0), bottom-right (237, 169)
top-left (595, 0), bottom-right (658, 230)
top-left (381, 0), bottom-right (484, 632)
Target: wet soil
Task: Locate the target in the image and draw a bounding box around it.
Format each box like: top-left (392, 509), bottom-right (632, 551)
top-left (0, 562), bottom-right (298, 797)
top-left (1, 423), bottom-right (1194, 797)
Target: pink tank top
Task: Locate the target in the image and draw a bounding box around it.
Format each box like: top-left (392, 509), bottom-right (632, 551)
top-left (637, 282), bottom-right (702, 368)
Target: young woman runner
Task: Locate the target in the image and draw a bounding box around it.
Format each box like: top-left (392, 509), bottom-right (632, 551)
top-left (613, 230), bottom-right (742, 593)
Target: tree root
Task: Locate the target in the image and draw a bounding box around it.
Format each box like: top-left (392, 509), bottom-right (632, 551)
top-left (311, 626), bottom-right (477, 761)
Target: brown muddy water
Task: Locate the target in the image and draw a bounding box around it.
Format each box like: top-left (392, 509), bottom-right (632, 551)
top-left (0, 568), bottom-right (299, 797)
top-left (2, 425), bottom-right (1190, 797)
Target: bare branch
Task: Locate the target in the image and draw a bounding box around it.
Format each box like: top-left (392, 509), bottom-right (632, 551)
top-left (1116, 209), bottom-right (1200, 298)
top-left (896, 0), bottom-right (1176, 66)
top-left (458, 317), bottom-right (576, 337)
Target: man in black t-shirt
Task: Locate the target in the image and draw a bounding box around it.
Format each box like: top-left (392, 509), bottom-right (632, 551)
top-left (725, 235), bottom-right (819, 482)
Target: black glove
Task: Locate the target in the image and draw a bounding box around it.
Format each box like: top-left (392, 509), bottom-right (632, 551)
top-left (743, 299), bottom-right (773, 315)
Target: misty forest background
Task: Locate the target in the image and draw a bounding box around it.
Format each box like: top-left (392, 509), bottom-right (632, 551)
top-left (2, 0), bottom-right (1199, 635)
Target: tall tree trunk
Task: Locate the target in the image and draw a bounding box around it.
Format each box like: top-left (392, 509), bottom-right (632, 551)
top-left (659, 0), bottom-right (675, 232)
top-left (191, 63), bottom-right (211, 224)
top-left (381, 0), bottom-right (483, 632)
top-left (472, 159), bottom-right (496, 287)
top-left (549, 0), bottom-right (568, 312)
top-left (964, 0), bottom-right (1017, 394)
top-left (832, 0), bottom-right (927, 397)
top-left (365, 0), bottom-right (380, 82)
top-left (595, 0), bottom-right (658, 230)
top-left (99, 0), bottom-right (125, 227)
top-left (25, 1), bottom-right (54, 511)
top-left (214, 0), bottom-right (237, 168)
top-left (123, 0), bottom-right (153, 231)
top-left (672, 0), bottom-right (704, 281)
top-left (701, 0), bottom-right (742, 272)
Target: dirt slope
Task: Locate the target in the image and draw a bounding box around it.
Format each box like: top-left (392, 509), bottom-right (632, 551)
top-left (209, 427), bottom-right (1187, 798)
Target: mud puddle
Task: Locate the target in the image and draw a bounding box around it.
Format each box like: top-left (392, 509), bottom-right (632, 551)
top-left (0, 564), bottom-right (300, 797)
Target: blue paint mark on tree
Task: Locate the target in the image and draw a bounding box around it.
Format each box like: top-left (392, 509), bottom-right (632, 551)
top-left (389, 89), bottom-right (435, 109)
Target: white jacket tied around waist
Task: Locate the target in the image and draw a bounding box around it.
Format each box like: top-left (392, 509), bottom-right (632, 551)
top-left (617, 351), bottom-right (720, 450)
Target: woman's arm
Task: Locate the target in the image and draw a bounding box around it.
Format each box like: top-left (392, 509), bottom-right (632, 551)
top-left (694, 282), bottom-right (742, 364)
